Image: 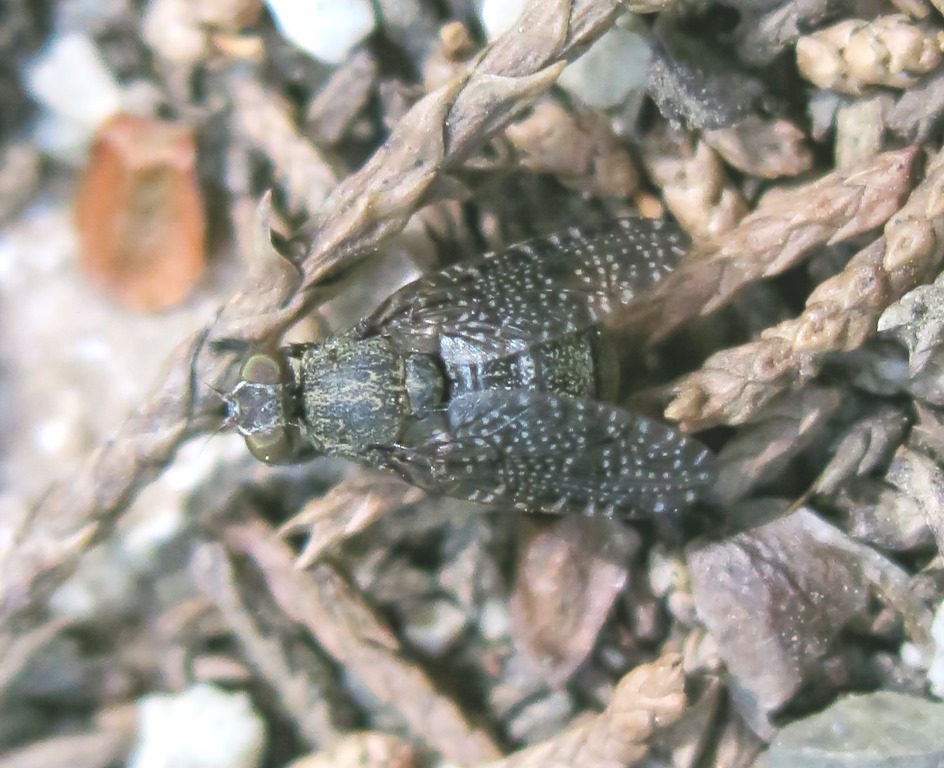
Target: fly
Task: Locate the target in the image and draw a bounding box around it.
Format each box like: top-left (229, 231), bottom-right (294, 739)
top-left (226, 217), bottom-right (715, 518)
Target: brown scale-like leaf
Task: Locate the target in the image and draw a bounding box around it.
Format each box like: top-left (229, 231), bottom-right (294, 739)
top-left (668, 147), bottom-right (943, 430)
top-left (643, 147), bottom-right (918, 342)
top-left (286, 732), bottom-right (415, 768)
top-left (687, 506), bottom-right (930, 736)
top-left (509, 516), bottom-right (638, 686)
top-left (884, 446), bottom-right (944, 555)
top-left (703, 116), bottom-right (813, 180)
top-left (278, 472), bottom-right (424, 568)
top-left (640, 123), bottom-right (747, 242)
top-left (878, 268), bottom-right (944, 375)
top-left (797, 14), bottom-right (944, 94)
top-left (713, 386), bottom-right (843, 505)
top-left (474, 653), bottom-right (687, 768)
top-left (506, 99), bottom-right (639, 199)
top-left (811, 405), bottom-right (909, 496)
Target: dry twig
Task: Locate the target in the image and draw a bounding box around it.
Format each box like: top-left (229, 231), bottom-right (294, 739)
top-left (229, 71), bottom-right (340, 217)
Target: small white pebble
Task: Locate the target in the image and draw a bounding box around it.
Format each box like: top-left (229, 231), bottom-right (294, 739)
top-left (142, 0), bottom-right (206, 66)
top-left (558, 21), bottom-right (652, 108)
top-left (926, 599), bottom-right (944, 697)
top-left (130, 685), bottom-right (266, 768)
top-left (402, 599), bottom-right (468, 656)
top-left (264, 0), bottom-right (376, 65)
top-left (49, 543), bottom-right (137, 621)
top-left (479, 0), bottom-right (528, 40)
top-left (25, 32), bottom-right (122, 129)
top-left (34, 418), bottom-right (72, 454)
top-left (478, 598), bottom-right (510, 641)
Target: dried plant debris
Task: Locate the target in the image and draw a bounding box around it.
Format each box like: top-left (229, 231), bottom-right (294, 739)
top-left (222, 519), bottom-right (502, 764)
top-left (229, 70), bottom-right (340, 218)
top-left (713, 386), bottom-right (843, 505)
top-left (13, 1), bottom-right (944, 767)
top-left (671, 144), bottom-right (944, 430)
top-left (647, 19), bottom-right (769, 130)
top-left (882, 446), bottom-right (944, 554)
top-left (190, 542), bottom-right (353, 746)
top-left (687, 506), bottom-right (928, 737)
top-left (879, 266), bottom-right (944, 374)
top-left (725, 0), bottom-right (861, 66)
top-left (810, 404), bottom-right (909, 496)
top-left (889, 68), bottom-right (944, 141)
top-left (640, 123), bottom-right (748, 241)
top-left (834, 95), bottom-right (892, 170)
top-left (74, 113), bottom-right (206, 311)
top-left (305, 49), bottom-right (378, 145)
top-left (506, 99), bottom-right (639, 198)
top-left (509, 516), bottom-right (638, 686)
top-left (277, 473), bottom-right (424, 568)
top-left (142, 0), bottom-right (262, 68)
top-left (478, 653), bottom-right (687, 768)
top-left (2, 0), bottom-right (627, 626)
top-left (703, 116), bottom-right (813, 179)
top-left (797, 14), bottom-right (944, 94)
top-left (642, 146), bottom-right (918, 346)
top-left (286, 732), bottom-right (414, 768)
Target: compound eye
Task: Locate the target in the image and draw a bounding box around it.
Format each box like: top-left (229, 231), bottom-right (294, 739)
top-left (240, 352), bottom-right (283, 385)
top-left (245, 425), bottom-right (294, 464)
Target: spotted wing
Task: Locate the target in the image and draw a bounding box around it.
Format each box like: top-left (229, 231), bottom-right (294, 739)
top-left (370, 390), bottom-right (715, 518)
top-left (367, 217), bottom-right (689, 362)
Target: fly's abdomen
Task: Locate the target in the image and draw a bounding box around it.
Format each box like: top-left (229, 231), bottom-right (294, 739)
top-left (443, 330), bottom-right (600, 400)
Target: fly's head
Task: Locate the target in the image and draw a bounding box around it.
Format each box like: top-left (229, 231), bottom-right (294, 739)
top-left (226, 352), bottom-right (304, 463)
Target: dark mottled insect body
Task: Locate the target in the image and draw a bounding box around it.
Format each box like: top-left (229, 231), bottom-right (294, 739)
top-left (228, 218), bottom-right (716, 518)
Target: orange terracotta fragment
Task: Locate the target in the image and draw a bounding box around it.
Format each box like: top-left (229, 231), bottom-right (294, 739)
top-left (75, 113), bottom-right (206, 311)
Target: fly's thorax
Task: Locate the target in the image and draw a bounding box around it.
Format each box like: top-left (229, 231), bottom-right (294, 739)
top-left (300, 335), bottom-right (414, 453)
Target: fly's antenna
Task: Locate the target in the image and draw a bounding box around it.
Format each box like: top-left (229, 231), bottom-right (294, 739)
top-left (191, 378), bottom-right (241, 459)
top-left (201, 378), bottom-right (238, 432)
